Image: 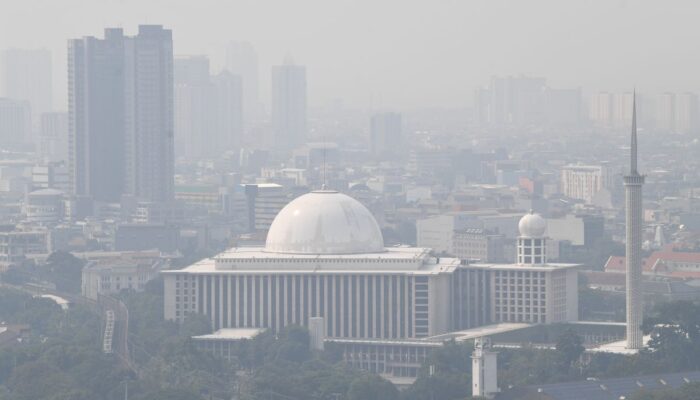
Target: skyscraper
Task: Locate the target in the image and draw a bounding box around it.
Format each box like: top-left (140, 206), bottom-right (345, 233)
top-left (174, 55), bottom-right (210, 158)
top-left (68, 26), bottom-right (173, 204)
top-left (210, 71), bottom-right (243, 153)
top-left (225, 41), bottom-right (259, 125)
top-left (0, 48), bottom-right (53, 127)
top-left (271, 61), bottom-right (307, 149)
top-left (624, 93), bottom-right (645, 350)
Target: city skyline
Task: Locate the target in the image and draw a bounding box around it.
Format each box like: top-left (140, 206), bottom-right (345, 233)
top-left (2, 1), bottom-right (700, 110)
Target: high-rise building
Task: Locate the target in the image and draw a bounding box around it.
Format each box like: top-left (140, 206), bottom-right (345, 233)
top-left (174, 55), bottom-right (210, 158)
top-left (210, 71), bottom-right (243, 152)
top-left (225, 41), bottom-right (258, 125)
top-left (560, 164), bottom-right (611, 204)
top-left (0, 98), bottom-right (31, 147)
top-left (0, 48), bottom-right (52, 126)
top-left (653, 92), bottom-right (699, 134)
top-left (271, 61), bottom-right (306, 149)
top-left (68, 26), bottom-right (174, 204)
top-left (369, 112), bottom-right (402, 158)
top-left (624, 94), bottom-right (644, 350)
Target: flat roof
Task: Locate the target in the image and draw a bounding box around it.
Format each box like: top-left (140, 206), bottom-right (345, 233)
top-left (468, 262), bottom-right (580, 271)
top-left (325, 338), bottom-right (443, 347)
top-left (192, 328), bottom-right (266, 341)
top-left (587, 335), bottom-right (652, 355)
top-left (425, 322), bottom-right (533, 342)
top-left (163, 246), bottom-right (461, 275)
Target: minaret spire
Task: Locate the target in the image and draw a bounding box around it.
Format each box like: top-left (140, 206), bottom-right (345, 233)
top-left (631, 90), bottom-right (638, 175)
top-left (624, 88), bottom-right (645, 350)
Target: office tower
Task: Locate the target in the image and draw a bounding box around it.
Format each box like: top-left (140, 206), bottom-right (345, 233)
top-left (174, 55), bottom-right (210, 158)
top-left (369, 112), bottom-right (402, 157)
top-left (40, 112), bottom-right (68, 162)
top-left (271, 61), bottom-right (307, 149)
top-left (225, 41), bottom-right (258, 124)
top-left (0, 98), bottom-right (31, 147)
top-left (68, 25), bottom-right (173, 204)
top-left (624, 94), bottom-right (644, 350)
top-left (210, 71), bottom-right (243, 152)
top-left (0, 48), bottom-right (52, 126)
top-left (676, 92), bottom-right (699, 135)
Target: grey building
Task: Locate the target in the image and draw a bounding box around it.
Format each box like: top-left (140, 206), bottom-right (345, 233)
top-left (68, 25), bottom-right (174, 204)
top-left (369, 112), bottom-right (402, 158)
top-left (271, 62), bottom-right (306, 149)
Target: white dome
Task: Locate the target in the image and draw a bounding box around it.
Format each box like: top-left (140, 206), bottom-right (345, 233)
top-left (518, 211), bottom-right (547, 238)
top-left (265, 190), bottom-right (385, 254)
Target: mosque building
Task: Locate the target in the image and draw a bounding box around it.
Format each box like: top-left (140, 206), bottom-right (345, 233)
top-left (163, 190), bottom-right (579, 346)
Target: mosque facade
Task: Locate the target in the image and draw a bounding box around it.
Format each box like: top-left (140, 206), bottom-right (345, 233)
top-left (163, 190), bottom-right (579, 341)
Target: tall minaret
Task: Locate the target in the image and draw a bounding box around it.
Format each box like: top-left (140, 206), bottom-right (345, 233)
top-left (624, 92), bottom-right (645, 349)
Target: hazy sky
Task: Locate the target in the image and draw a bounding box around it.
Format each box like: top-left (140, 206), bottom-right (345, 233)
top-left (2, 0), bottom-right (699, 110)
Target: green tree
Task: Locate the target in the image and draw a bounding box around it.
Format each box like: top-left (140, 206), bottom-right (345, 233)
top-left (555, 329), bottom-right (584, 370)
top-left (348, 374), bottom-right (399, 400)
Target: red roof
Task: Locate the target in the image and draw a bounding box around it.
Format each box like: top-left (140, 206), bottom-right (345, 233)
top-left (604, 250), bottom-right (700, 277)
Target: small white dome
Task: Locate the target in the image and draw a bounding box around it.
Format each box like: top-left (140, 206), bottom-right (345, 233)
top-left (518, 211), bottom-right (546, 238)
top-left (265, 190), bottom-right (385, 254)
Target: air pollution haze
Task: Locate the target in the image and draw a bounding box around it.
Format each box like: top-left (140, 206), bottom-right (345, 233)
top-left (1, 0), bottom-right (699, 109)
top-left (1, 2), bottom-right (700, 400)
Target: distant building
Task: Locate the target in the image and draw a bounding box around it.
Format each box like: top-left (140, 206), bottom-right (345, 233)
top-left (653, 92), bottom-right (699, 134)
top-left (210, 71), bottom-right (243, 153)
top-left (474, 76), bottom-right (579, 127)
top-left (174, 55), bottom-right (211, 159)
top-left (560, 164), bottom-right (611, 204)
top-left (0, 226), bottom-right (48, 268)
top-left (25, 188), bottom-right (64, 225)
top-left (271, 61), bottom-right (306, 149)
top-left (69, 26), bottom-right (174, 203)
top-left (0, 98), bottom-right (31, 146)
top-left (0, 48), bottom-right (52, 126)
top-left (82, 258), bottom-right (163, 299)
top-left (369, 112), bottom-right (402, 158)
top-left (242, 183), bottom-right (290, 232)
top-left (39, 112), bottom-right (68, 162)
top-left (590, 92), bottom-right (640, 129)
top-left (452, 229), bottom-right (507, 263)
top-left (31, 162), bottom-right (70, 192)
top-left (225, 41), bottom-right (259, 124)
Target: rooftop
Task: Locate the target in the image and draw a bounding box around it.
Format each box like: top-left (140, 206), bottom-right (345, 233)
top-left (192, 328), bottom-right (266, 341)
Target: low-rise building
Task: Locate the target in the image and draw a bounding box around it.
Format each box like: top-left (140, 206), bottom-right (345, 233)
top-left (81, 258), bottom-right (164, 300)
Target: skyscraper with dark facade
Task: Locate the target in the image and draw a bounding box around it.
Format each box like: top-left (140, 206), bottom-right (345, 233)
top-left (68, 25), bottom-right (173, 204)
